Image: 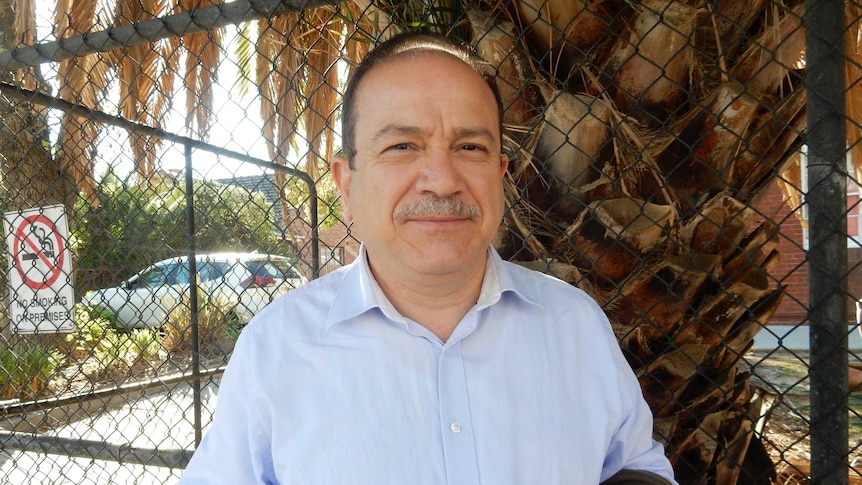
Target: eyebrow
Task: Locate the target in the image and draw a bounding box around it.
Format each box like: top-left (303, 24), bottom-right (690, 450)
top-left (371, 124), bottom-right (497, 142)
top-left (372, 124), bottom-right (424, 142)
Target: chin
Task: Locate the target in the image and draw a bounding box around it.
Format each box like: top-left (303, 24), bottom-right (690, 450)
top-left (412, 251), bottom-right (479, 275)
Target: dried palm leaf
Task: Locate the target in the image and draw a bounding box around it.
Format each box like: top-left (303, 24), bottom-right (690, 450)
top-left (302, 9), bottom-right (342, 180)
top-left (532, 82), bottom-right (612, 218)
top-left (654, 83), bottom-right (759, 214)
top-left (668, 412), bottom-right (722, 481)
top-left (176, 0), bottom-right (222, 139)
top-left (467, 8), bottom-right (534, 128)
top-left (846, 2), bottom-right (862, 182)
top-left (512, 0), bottom-right (608, 77)
top-left (257, 12), bottom-right (301, 163)
top-left (581, 67), bottom-right (675, 207)
top-left (721, 287), bottom-right (783, 358)
top-left (736, 87), bottom-right (805, 201)
top-left (55, 0), bottom-right (112, 206)
top-left (611, 253), bottom-right (720, 337)
top-left (344, 0), bottom-right (400, 47)
top-left (674, 264), bottom-right (771, 350)
top-left (500, 174), bottom-right (550, 259)
top-left (12, 0), bottom-right (37, 88)
top-left (776, 151), bottom-right (805, 227)
top-left (678, 192), bottom-right (753, 256)
top-left (706, 0), bottom-right (769, 64)
top-left (559, 201), bottom-right (662, 285)
top-left (730, 3), bottom-right (805, 99)
top-left (604, 0), bottom-right (698, 122)
top-left (113, 0), bottom-right (170, 181)
top-left (712, 85), bottom-right (760, 175)
top-left (721, 219), bottom-right (780, 285)
top-left (577, 198), bottom-right (676, 253)
top-left (640, 343), bottom-right (710, 418)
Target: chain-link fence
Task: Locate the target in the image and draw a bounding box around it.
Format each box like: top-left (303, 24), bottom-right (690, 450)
top-left (0, 0), bottom-right (856, 483)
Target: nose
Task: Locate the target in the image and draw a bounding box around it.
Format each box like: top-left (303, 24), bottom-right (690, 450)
top-left (415, 148), bottom-right (463, 198)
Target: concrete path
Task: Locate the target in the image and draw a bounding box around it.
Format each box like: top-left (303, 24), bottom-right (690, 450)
top-left (0, 380), bottom-right (219, 485)
top-left (752, 324), bottom-right (862, 351)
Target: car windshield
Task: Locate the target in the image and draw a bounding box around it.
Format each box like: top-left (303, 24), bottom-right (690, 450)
top-left (247, 259), bottom-right (300, 280)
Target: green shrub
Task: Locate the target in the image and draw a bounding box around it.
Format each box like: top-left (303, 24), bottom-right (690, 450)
top-left (66, 304), bottom-right (119, 358)
top-left (162, 291), bottom-right (238, 353)
top-left (0, 344), bottom-right (66, 400)
top-left (88, 328), bottom-right (162, 380)
top-left (69, 304), bottom-right (164, 380)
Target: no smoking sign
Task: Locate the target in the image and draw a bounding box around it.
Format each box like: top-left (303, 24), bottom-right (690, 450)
top-left (3, 205), bottom-right (75, 333)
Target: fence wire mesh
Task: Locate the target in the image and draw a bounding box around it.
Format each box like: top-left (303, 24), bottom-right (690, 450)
top-left (0, 0), bottom-right (857, 483)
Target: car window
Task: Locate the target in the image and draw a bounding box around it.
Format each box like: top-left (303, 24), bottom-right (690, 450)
top-left (135, 264), bottom-right (171, 289)
top-left (166, 262), bottom-right (190, 285)
top-left (199, 261), bottom-right (228, 282)
top-left (248, 259), bottom-right (300, 279)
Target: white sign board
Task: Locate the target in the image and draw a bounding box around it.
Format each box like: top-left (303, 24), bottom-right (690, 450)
top-left (3, 205), bottom-right (75, 333)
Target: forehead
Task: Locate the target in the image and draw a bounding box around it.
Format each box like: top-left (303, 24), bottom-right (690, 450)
top-left (363, 51), bottom-right (492, 96)
top-left (353, 52), bottom-right (500, 131)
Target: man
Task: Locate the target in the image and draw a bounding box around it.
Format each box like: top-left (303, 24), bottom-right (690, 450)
top-left (181, 32), bottom-right (677, 484)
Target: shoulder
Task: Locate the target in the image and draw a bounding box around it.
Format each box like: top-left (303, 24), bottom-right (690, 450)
top-left (500, 259), bottom-right (600, 309)
top-left (496, 259), bottom-right (623, 354)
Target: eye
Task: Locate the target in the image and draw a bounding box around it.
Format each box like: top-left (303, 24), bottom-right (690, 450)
top-left (458, 144), bottom-right (491, 159)
top-left (388, 143), bottom-right (412, 151)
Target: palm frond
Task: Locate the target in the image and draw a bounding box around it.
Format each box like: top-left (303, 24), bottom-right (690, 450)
top-left (729, 3), bottom-right (805, 98)
top-left (604, 1), bottom-right (698, 119)
top-left (112, 0), bottom-right (171, 180)
top-left (12, 0), bottom-right (38, 88)
top-left (301, 9), bottom-right (342, 179)
top-left (345, 0), bottom-right (400, 46)
top-left (234, 21), bottom-right (255, 98)
top-left (55, 0), bottom-right (113, 206)
top-left (511, 0), bottom-right (609, 79)
top-left (846, 2), bottom-right (862, 182)
top-left (176, 0), bottom-right (222, 139)
top-left (256, 12), bottom-right (302, 163)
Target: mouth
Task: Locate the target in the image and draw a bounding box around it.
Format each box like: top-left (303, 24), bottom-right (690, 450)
top-left (403, 214), bottom-right (473, 224)
top-left (401, 217), bottom-right (473, 232)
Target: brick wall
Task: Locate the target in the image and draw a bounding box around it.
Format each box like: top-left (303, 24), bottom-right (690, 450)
top-left (756, 181), bottom-right (861, 325)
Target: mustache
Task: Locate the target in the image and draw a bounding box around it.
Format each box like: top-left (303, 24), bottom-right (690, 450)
top-left (393, 196), bottom-right (481, 220)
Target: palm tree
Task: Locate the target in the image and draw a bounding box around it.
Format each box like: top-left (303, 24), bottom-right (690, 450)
top-left (4, 0), bottom-right (856, 482)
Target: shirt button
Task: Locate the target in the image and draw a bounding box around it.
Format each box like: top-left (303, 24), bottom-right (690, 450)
top-left (450, 422), bottom-right (462, 433)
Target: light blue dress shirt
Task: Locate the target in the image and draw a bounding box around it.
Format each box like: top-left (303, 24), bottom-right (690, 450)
top-left (181, 245), bottom-right (677, 484)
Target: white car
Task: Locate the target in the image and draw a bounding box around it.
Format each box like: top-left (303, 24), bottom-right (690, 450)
top-left (81, 253), bottom-right (306, 330)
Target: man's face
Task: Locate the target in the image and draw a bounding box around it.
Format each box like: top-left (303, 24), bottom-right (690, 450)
top-left (332, 52), bottom-right (508, 282)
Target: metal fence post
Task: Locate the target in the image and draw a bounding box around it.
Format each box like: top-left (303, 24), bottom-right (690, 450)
top-left (806, 1), bottom-right (850, 483)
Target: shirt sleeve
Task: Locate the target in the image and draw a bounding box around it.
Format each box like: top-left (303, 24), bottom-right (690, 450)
top-left (601, 382), bottom-right (678, 485)
top-left (179, 333), bottom-right (276, 484)
top-left (594, 307), bottom-right (679, 485)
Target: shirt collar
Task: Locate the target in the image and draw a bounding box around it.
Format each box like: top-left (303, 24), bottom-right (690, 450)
top-left (325, 243), bottom-right (536, 329)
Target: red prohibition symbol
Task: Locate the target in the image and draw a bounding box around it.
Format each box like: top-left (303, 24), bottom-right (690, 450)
top-left (13, 214), bottom-right (65, 290)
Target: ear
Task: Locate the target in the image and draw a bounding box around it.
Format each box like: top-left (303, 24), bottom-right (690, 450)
top-left (331, 155), bottom-right (354, 222)
top-left (499, 153), bottom-right (509, 177)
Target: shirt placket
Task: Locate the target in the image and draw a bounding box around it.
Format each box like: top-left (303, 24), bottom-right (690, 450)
top-left (438, 328), bottom-right (480, 484)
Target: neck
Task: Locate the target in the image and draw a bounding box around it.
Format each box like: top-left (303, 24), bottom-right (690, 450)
top-left (368, 255), bottom-right (488, 342)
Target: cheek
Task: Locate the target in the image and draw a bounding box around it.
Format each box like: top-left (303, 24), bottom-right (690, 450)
top-left (348, 185), bottom-right (392, 230)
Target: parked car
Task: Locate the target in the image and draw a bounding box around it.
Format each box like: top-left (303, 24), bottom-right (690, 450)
top-left (81, 253), bottom-right (307, 330)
